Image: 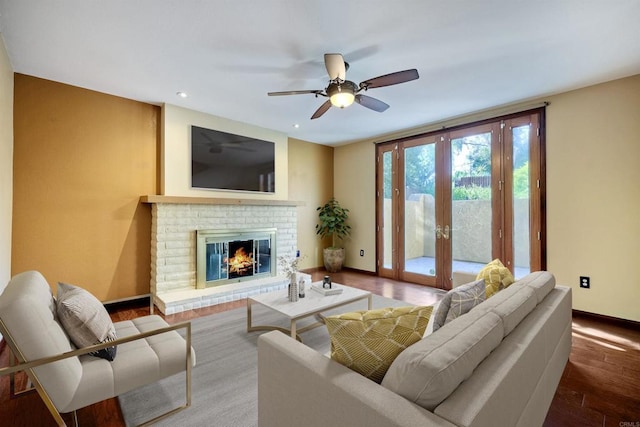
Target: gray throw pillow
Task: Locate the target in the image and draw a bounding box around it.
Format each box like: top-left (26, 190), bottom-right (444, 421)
top-left (56, 282), bottom-right (117, 361)
top-left (432, 279), bottom-right (485, 332)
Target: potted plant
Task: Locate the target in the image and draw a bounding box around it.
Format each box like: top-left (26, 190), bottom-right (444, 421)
top-left (316, 198), bottom-right (351, 272)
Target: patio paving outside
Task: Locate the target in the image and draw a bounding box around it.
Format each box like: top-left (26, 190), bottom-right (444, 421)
top-left (404, 257), bottom-right (530, 280)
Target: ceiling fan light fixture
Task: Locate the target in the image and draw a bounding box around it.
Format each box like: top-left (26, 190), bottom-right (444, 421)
top-left (328, 81), bottom-right (357, 108)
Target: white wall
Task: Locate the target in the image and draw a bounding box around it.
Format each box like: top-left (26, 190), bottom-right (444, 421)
top-left (162, 104), bottom-right (288, 200)
top-left (0, 34), bottom-right (13, 293)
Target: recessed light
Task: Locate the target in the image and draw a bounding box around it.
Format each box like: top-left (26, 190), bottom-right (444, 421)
top-left (293, 124), bottom-right (300, 129)
top-left (176, 91), bottom-right (188, 98)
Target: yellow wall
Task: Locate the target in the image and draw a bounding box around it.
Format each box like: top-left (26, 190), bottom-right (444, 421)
top-left (287, 138), bottom-right (334, 269)
top-left (12, 75), bottom-right (159, 301)
top-left (0, 35), bottom-right (13, 292)
top-left (336, 74), bottom-right (640, 321)
top-left (334, 140), bottom-right (377, 271)
top-left (162, 103), bottom-right (288, 200)
top-left (546, 74), bottom-right (640, 322)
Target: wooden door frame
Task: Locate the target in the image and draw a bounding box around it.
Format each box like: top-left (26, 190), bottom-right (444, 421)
top-left (398, 135), bottom-right (440, 287)
top-left (375, 108), bottom-right (546, 283)
top-left (376, 143), bottom-right (398, 279)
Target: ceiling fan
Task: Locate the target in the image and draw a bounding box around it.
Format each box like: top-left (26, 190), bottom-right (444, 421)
top-left (267, 53), bottom-right (419, 119)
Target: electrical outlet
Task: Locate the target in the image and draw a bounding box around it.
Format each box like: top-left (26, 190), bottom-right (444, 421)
top-left (359, 249), bottom-right (364, 257)
top-left (579, 276), bottom-right (590, 289)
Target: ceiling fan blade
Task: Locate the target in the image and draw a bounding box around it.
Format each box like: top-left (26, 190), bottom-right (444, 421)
top-left (360, 69), bottom-right (419, 89)
top-left (355, 94), bottom-right (390, 112)
top-left (268, 89), bottom-right (323, 96)
top-left (310, 99), bottom-right (332, 120)
top-left (324, 53), bottom-right (346, 81)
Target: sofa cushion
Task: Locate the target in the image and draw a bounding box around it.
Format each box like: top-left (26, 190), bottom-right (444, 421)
top-left (432, 279), bottom-right (485, 332)
top-left (382, 309), bottom-right (504, 411)
top-left (474, 282), bottom-right (537, 336)
top-left (62, 314), bottom-right (195, 413)
top-left (516, 270), bottom-right (556, 303)
top-left (324, 305), bottom-right (433, 383)
top-left (476, 259), bottom-right (515, 297)
top-left (56, 282), bottom-right (118, 361)
top-left (472, 271), bottom-right (556, 337)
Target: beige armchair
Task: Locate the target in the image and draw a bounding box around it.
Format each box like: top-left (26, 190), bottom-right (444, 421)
top-left (0, 271), bottom-right (194, 426)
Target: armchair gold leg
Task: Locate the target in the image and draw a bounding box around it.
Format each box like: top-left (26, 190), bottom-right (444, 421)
top-left (9, 350), bottom-right (35, 398)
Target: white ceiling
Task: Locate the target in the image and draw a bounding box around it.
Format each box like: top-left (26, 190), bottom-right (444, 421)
top-left (1, 1), bottom-right (639, 146)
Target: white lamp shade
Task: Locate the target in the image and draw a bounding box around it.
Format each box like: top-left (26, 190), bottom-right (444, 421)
top-left (330, 91), bottom-right (355, 108)
top-left (327, 81), bottom-right (357, 108)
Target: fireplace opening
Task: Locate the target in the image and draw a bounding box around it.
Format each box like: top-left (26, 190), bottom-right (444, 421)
top-left (228, 240), bottom-right (254, 278)
top-left (197, 228), bottom-right (276, 288)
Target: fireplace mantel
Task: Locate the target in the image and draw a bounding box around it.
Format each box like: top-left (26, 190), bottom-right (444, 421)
top-left (141, 195), bottom-right (304, 206)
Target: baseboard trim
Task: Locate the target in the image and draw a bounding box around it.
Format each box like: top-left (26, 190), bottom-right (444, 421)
top-left (104, 295), bottom-right (151, 313)
top-left (572, 309), bottom-right (640, 329)
top-left (300, 267), bottom-right (377, 276)
top-left (342, 267), bottom-right (377, 276)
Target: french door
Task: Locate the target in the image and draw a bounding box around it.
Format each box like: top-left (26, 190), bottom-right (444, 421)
top-left (376, 110), bottom-right (544, 289)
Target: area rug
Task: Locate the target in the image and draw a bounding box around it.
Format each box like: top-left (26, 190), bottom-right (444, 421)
top-left (118, 294), bottom-right (411, 427)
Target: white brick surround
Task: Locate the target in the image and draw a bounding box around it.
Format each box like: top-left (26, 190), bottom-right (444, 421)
top-left (147, 198), bottom-right (301, 314)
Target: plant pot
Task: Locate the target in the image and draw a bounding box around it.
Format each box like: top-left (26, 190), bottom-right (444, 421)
top-left (323, 247), bottom-right (345, 273)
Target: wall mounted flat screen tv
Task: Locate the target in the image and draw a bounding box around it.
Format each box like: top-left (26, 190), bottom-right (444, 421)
top-left (191, 125), bottom-right (275, 193)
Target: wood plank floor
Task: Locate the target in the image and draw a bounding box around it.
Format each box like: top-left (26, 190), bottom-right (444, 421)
top-left (1, 270), bottom-right (638, 426)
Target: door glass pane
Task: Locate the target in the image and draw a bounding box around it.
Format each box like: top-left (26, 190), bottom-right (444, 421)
top-left (451, 133), bottom-right (492, 275)
top-left (512, 125), bottom-right (531, 277)
top-left (382, 151), bottom-right (393, 269)
top-left (404, 144), bottom-right (436, 276)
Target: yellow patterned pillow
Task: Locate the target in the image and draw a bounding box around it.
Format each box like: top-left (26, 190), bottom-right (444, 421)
top-left (324, 305), bottom-right (433, 383)
top-left (476, 259), bottom-right (515, 298)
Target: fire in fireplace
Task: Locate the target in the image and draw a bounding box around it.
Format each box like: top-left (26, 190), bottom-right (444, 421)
top-left (196, 228), bottom-right (277, 288)
top-left (228, 240), bottom-right (254, 278)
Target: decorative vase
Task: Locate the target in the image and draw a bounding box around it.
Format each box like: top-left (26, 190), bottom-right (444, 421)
top-left (288, 272), bottom-right (299, 302)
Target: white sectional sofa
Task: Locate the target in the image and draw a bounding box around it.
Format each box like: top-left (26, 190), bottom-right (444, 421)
top-left (257, 271), bottom-right (572, 427)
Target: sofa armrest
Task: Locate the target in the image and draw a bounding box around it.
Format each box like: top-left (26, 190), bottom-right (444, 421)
top-left (257, 331), bottom-right (456, 427)
top-left (0, 319), bottom-right (193, 377)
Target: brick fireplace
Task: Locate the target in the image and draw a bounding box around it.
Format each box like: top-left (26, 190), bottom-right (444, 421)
top-left (142, 196), bottom-right (304, 314)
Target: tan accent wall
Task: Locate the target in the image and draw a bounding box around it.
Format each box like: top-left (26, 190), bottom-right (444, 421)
top-left (12, 75), bottom-right (159, 301)
top-left (287, 138), bottom-right (333, 269)
top-left (0, 35), bottom-right (13, 293)
top-left (335, 73), bottom-right (640, 321)
top-left (545, 74), bottom-right (640, 322)
top-left (334, 140), bottom-right (376, 272)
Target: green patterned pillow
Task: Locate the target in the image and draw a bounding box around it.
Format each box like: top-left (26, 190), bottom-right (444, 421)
top-left (476, 259), bottom-right (515, 298)
top-left (325, 305), bottom-right (433, 383)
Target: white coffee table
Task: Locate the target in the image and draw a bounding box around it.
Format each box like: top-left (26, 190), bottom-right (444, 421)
top-left (247, 282), bottom-right (372, 341)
